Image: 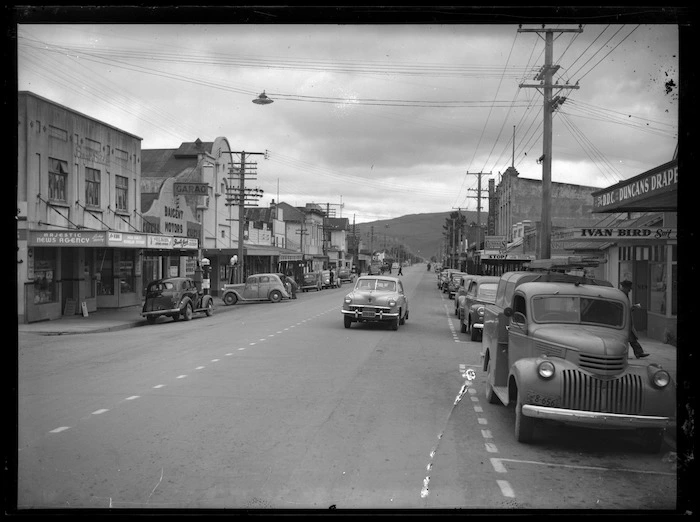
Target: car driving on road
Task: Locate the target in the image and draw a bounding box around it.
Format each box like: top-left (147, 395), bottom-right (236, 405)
top-left (341, 275), bottom-right (409, 330)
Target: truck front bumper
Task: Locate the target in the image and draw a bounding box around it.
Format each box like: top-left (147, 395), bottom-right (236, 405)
top-left (522, 404), bottom-right (673, 429)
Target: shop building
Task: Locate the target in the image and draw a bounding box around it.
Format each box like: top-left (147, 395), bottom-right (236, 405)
top-left (17, 91), bottom-right (198, 324)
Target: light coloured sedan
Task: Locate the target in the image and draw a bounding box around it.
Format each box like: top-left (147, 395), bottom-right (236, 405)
top-left (221, 273), bottom-right (290, 306)
top-left (341, 276), bottom-right (409, 330)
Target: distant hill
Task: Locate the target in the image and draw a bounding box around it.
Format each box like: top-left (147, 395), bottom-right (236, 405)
top-left (350, 211), bottom-right (481, 262)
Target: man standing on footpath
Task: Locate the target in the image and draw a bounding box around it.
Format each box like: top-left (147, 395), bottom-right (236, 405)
top-left (620, 280), bottom-right (649, 359)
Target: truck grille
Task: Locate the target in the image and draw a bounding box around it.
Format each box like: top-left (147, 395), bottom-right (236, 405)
top-left (578, 353), bottom-right (627, 374)
top-left (561, 370), bottom-right (642, 414)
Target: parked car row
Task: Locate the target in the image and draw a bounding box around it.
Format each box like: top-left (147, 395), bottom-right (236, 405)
top-left (142, 269), bottom-right (352, 324)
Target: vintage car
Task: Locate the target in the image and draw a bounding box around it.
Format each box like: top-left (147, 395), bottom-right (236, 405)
top-left (481, 258), bottom-right (676, 452)
top-left (447, 271), bottom-right (468, 299)
top-left (300, 271), bottom-right (323, 292)
top-left (341, 275), bottom-right (409, 330)
top-left (453, 274), bottom-right (479, 316)
top-left (141, 276), bottom-right (214, 324)
top-left (220, 273), bottom-right (290, 305)
top-left (459, 276), bottom-right (500, 340)
top-left (337, 267), bottom-right (354, 283)
top-left (367, 263), bottom-right (382, 276)
top-left (321, 269), bottom-right (341, 289)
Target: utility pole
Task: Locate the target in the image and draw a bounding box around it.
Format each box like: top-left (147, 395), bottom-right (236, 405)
top-left (518, 24), bottom-right (581, 259)
top-left (223, 151), bottom-right (265, 283)
top-left (466, 171), bottom-right (491, 250)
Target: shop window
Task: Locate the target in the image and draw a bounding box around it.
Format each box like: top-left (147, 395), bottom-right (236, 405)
top-left (649, 260), bottom-right (667, 314)
top-left (49, 158), bottom-right (68, 202)
top-left (96, 249), bottom-right (114, 295)
top-left (86, 167), bottom-right (101, 207)
top-left (119, 251), bottom-right (135, 294)
top-left (32, 248), bottom-right (57, 304)
top-left (115, 175), bottom-right (128, 211)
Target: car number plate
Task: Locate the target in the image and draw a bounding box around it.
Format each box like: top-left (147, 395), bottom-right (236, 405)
top-left (362, 310), bottom-right (376, 318)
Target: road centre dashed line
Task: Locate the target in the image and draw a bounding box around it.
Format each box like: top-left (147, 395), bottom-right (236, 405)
top-left (44, 313), bottom-right (328, 437)
top-left (491, 458), bottom-right (676, 476)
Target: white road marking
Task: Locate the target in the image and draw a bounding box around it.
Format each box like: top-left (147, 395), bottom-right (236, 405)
top-left (225, 353), bottom-right (233, 356)
top-left (125, 396), bottom-right (140, 401)
top-left (196, 366), bottom-right (205, 370)
top-left (153, 384), bottom-right (165, 389)
top-left (495, 458), bottom-right (676, 476)
top-left (497, 480), bottom-right (515, 498)
top-left (490, 458), bottom-right (507, 473)
top-left (211, 359), bottom-right (219, 362)
top-left (92, 409), bottom-right (109, 415)
top-left (49, 426), bottom-right (70, 433)
top-left (481, 429), bottom-right (493, 439)
top-left (485, 442), bottom-right (498, 453)
top-left (176, 375), bottom-right (187, 379)
top-left (477, 417), bottom-right (488, 425)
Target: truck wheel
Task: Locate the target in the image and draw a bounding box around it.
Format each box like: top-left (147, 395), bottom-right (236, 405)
top-left (485, 359), bottom-right (501, 405)
top-left (269, 290), bottom-right (282, 303)
top-left (344, 316), bottom-right (352, 329)
top-left (146, 316), bottom-right (157, 325)
top-left (514, 390), bottom-right (535, 443)
top-left (182, 303), bottom-right (193, 321)
top-left (639, 428), bottom-right (664, 453)
top-left (205, 300), bottom-right (214, 316)
top-left (223, 293), bottom-right (237, 306)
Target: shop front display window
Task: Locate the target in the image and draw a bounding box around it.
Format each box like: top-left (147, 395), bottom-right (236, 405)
top-left (32, 248), bottom-right (57, 304)
top-left (96, 248), bottom-right (114, 295)
top-left (119, 251), bottom-right (135, 294)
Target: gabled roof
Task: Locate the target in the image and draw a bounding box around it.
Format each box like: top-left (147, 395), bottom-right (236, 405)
top-left (141, 139), bottom-right (212, 179)
top-left (276, 202), bottom-right (305, 222)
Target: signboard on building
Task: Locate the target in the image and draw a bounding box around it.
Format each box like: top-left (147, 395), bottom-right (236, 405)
top-left (28, 230), bottom-right (107, 246)
top-left (174, 182), bottom-right (209, 196)
top-left (479, 253), bottom-right (536, 261)
top-left (107, 232), bottom-right (148, 247)
top-left (484, 236), bottom-right (507, 251)
top-left (552, 227), bottom-right (676, 241)
top-left (592, 160), bottom-right (677, 212)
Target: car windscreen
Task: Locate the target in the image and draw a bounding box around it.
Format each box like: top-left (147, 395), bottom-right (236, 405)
top-left (531, 296), bottom-right (624, 327)
top-left (356, 278), bottom-right (396, 292)
top-left (476, 283), bottom-right (497, 302)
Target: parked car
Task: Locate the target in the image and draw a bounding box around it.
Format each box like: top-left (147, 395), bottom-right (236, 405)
top-left (338, 267), bottom-right (354, 283)
top-left (141, 276), bottom-right (214, 324)
top-left (341, 275), bottom-right (409, 330)
top-left (447, 271), bottom-right (468, 299)
top-left (321, 269), bottom-right (340, 288)
top-left (482, 258), bottom-right (676, 452)
top-left (300, 271), bottom-right (323, 292)
top-left (458, 276), bottom-right (500, 340)
top-left (453, 274), bottom-right (479, 316)
top-left (220, 273), bottom-right (290, 305)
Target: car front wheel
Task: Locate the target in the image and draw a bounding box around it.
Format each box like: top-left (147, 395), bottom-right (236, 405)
top-left (391, 317), bottom-right (399, 330)
top-left (344, 316), bottom-right (352, 329)
top-left (205, 300), bottom-right (214, 316)
top-left (269, 290), bottom-right (282, 303)
top-left (182, 303), bottom-right (193, 321)
top-left (223, 292), bottom-right (237, 306)
top-left (514, 389), bottom-right (535, 443)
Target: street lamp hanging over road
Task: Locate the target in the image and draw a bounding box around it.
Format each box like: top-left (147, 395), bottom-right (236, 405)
top-left (253, 91), bottom-right (274, 105)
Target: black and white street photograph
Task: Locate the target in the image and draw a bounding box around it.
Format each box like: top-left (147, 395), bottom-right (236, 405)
top-left (10, 5), bottom-right (694, 516)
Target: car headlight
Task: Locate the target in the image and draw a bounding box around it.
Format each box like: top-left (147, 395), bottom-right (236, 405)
top-left (344, 296), bottom-right (353, 304)
top-left (477, 306), bottom-right (485, 317)
top-left (649, 367), bottom-right (671, 388)
top-left (537, 360), bottom-right (555, 380)
top-left (388, 299), bottom-right (397, 306)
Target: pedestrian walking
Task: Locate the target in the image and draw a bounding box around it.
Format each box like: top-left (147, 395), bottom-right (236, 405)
top-left (397, 264), bottom-right (403, 276)
top-left (620, 280), bottom-right (649, 358)
top-left (329, 268), bottom-right (335, 287)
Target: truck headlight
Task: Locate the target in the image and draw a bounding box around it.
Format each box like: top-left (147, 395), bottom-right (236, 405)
top-left (650, 368), bottom-right (671, 389)
top-left (477, 306), bottom-right (485, 317)
top-left (537, 360), bottom-right (555, 380)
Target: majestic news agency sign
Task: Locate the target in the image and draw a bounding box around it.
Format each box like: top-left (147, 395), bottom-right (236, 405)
top-left (174, 182), bottom-right (209, 196)
top-left (552, 227), bottom-right (676, 241)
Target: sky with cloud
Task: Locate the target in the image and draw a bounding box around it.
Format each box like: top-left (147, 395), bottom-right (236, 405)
top-left (15, 8), bottom-right (681, 223)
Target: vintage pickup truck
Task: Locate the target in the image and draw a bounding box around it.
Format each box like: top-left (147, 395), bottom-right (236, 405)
top-left (481, 257), bottom-right (675, 453)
